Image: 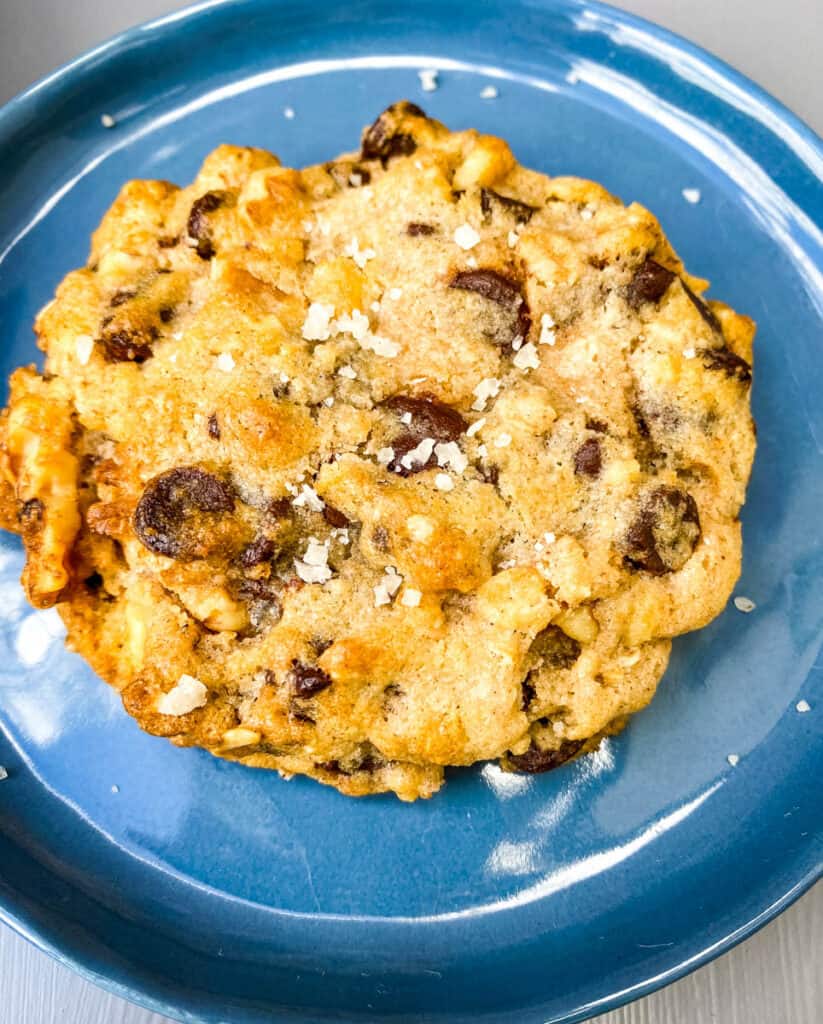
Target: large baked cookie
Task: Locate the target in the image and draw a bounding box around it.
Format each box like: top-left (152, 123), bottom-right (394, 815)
top-left (0, 103), bottom-right (755, 799)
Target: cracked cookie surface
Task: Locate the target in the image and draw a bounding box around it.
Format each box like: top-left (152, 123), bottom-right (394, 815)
top-left (0, 102), bottom-right (755, 800)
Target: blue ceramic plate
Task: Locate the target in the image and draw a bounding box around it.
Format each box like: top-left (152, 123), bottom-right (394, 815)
top-left (0, 2), bottom-right (821, 1021)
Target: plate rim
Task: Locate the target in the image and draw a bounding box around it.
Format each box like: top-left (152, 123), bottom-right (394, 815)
top-left (0, 0), bottom-right (821, 1022)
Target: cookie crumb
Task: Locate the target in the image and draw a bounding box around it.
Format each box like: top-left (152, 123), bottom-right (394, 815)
top-left (682, 188), bottom-right (701, 204)
top-left (453, 224), bottom-right (481, 250)
top-left (726, 754), bottom-right (739, 767)
top-left (100, 113), bottom-right (116, 128)
top-left (480, 85), bottom-right (499, 99)
top-left (733, 596), bottom-right (756, 613)
top-left (0, 766), bottom-right (8, 782)
top-left (418, 69), bottom-right (439, 92)
top-left (796, 699), bottom-right (811, 713)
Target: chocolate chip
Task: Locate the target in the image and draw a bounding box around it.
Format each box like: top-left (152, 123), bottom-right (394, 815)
top-left (699, 346), bottom-right (751, 383)
top-left (585, 417), bottom-right (608, 433)
top-left (317, 759), bottom-right (342, 774)
top-left (480, 188), bottom-right (537, 224)
top-left (450, 268), bottom-right (531, 347)
top-left (158, 235), bottom-right (179, 249)
top-left (207, 413), bottom-right (221, 440)
top-left (159, 306), bottom-right (175, 324)
top-left (505, 738), bottom-right (584, 774)
top-left (361, 102), bottom-right (426, 164)
top-left (288, 660), bottom-right (333, 697)
top-left (623, 486), bottom-right (701, 575)
top-left (625, 258), bottom-right (676, 309)
top-left (110, 289), bottom-right (136, 307)
top-left (133, 467), bottom-right (235, 560)
top-left (574, 438), bottom-right (602, 477)
top-left (84, 571), bottom-right (104, 591)
top-left (480, 463), bottom-right (500, 487)
top-left (310, 636), bottom-right (333, 656)
top-left (681, 280), bottom-right (722, 333)
top-left (266, 497), bottom-right (293, 519)
top-left (322, 504), bottom-right (349, 528)
top-left (521, 676), bottom-right (537, 710)
top-left (99, 327), bottom-right (155, 363)
top-left (384, 394), bottom-right (467, 442)
top-left (240, 535), bottom-right (275, 568)
top-left (530, 625), bottom-right (582, 670)
top-left (407, 222), bottom-right (436, 236)
top-left (187, 191), bottom-right (224, 260)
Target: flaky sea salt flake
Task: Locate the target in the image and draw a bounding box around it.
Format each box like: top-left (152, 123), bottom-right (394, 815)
top-left (418, 69), bottom-right (439, 92)
top-left (513, 341), bottom-right (540, 370)
top-left (302, 301), bottom-right (335, 341)
top-left (157, 674), bottom-right (208, 716)
top-left (75, 335), bottom-right (94, 365)
top-left (480, 85), bottom-right (499, 99)
top-left (453, 223), bottom-right (481, 250)
top-left (733, 596), bottom-right (756, 613)
top-left (344, 236), bottom-right (376, 269)
top-left (434, 441), bottom-right (468, 474)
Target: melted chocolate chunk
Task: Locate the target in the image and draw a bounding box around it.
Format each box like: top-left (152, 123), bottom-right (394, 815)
top-left (133, 467), bottom-right (235, 560)
top-left (623, 486), bottom-right (701, 575)
top-left (84, 571), bottom-right (104, 591)
top-left (681, 280), bottom-right (722, 333)
top-left (450, 268), bottom-right (531, 347)
top-left (187, 191), bottom-right (224, 260)
top-left (207, 413), bottom-right (221, 440)
top-left (240, 535), bottom-right (276, 568)
top-left (406, 222), bottom-right (436, 236)
top-left (585, 418), bottom-right (608, 433)
top-left (480, 188), bottom-right (537, 224)
top-left (625, 258), bottom-right (676, 309)
top-left (372, 525), bottom-right (390, 551)
top-left (158, 235), bottom-right (179, 249)
top-left (361, 101), bottom-right (426, 164)
top-left (384, 394), bottom-right (467, 442)
top-left (530, 625), bottom-right (582, 671)
top-left (574, 438), bottom-right (602, 478)
top-left (322, 504), bottom-right (350, 528)
top-left (505, 739), bottom-right (584, 774)
top-left (288, 660), bottom-right (333, 698)
top-left (159, 306), bottom-right (175, 324)
top-left (699, 346), bottom-right (751, 383)
top-left (384, 394), bottom-right (467, 476)
top-left (99, 327), bottom-right (156, 363)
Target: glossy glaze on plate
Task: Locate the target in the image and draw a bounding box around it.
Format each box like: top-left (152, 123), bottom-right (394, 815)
top-left (0, 2), bottom-right (821, 1022)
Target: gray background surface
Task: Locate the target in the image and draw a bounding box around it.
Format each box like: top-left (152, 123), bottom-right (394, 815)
top-left (0, 1), bottom-right (820, 1022)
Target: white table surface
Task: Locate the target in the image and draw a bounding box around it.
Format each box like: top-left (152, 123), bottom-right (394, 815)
top-left (0, 1), bottom-right (820, 1022)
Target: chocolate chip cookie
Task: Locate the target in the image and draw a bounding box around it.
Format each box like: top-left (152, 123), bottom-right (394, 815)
top-left (0, 102), bottom-right (755, 799)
